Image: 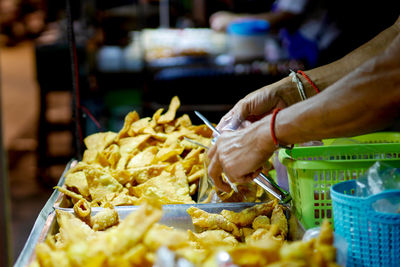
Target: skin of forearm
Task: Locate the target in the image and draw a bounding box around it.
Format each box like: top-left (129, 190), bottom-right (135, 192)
top-left (273, 42), bottom-right (400, 145)
top-left (272, 76), bottom-right (303, 106)
top-left (258, 17), bottom-right (400, 115)
top-left (298, 17), bottom-right (400, 98)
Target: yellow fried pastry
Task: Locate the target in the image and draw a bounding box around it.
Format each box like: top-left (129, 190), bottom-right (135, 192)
top-left (187, 207), bottom-right (240, 237)
top-left (144, 224), bottom-right (190, 251)
top-left (271, 205), bottom-right (288, 238)
top-left (252, 215), bottom-right (271, 230)
top-left (60, 96), bottom-right (213, 207)
top-left (188, 229), bottom-right (238, 248)
top-left (73, 199), bottom-right (91, 222)
top-left (31, 204), bottom-right (338, 267)
top-left (157, 96), bottom-right (180, 124)
top-left (220, 200), bottom-right (276, 227)
top-left (89, 208), bottom-right (119, 231)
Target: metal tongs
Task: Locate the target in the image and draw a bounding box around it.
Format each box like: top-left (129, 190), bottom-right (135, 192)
top-left (192, 111), bottom-right (291, 204)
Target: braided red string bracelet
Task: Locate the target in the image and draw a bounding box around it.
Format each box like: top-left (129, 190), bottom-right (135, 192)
top-left (270, 108), bottom-right (293, 149)
top-left (297, 70), bottom-right (320, 94)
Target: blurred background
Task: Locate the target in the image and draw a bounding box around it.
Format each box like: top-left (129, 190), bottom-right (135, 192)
top-left (0, 0), bottom-right (399, 264)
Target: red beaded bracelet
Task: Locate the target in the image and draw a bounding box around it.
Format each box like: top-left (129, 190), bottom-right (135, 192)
top-left (297, 70), bottom-right (320, 94)
top-left (270, 108), bottom-right (293, 149)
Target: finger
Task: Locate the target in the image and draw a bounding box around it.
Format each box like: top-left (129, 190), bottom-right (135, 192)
top-left (214, 175), bottom-right (232, 193)
top-left (232, 167), bottom-right (262, 184)
top-left (238, 173), bottom-right (258, 184)
top-left (239, 175), bottom-right (255, 183)
top-left (208, 156), bottom-right (231, 193)
top-left (207, 141), bottom-right (217, 160)
top-left (217, 101), bottom-right (244, 131)
top-left (230, 111), bottom-right (245, 129)
top-left (248, 168), bottom-right (262, 180)
top-left (254, 167), bottom-right (263, 175)
top-left (216, 113), bottom-right (234, 132)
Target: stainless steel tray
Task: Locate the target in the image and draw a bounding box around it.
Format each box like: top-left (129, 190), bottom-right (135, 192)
top-left (52, 160), bottom-right (78, 209)
top-left (16, 202), bottom-right (304, 267)
top-left (14, 160), bottom-right (76, 267)
top-left (16, 159), bottom-right (304, 266)
top-left (59, 203), bottom-right (303, 235)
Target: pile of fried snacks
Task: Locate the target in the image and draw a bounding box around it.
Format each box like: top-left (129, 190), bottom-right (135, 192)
top-left (58, 96), bottom-right (215, 207)
top-left (31, 201), bottom-right (339, 267)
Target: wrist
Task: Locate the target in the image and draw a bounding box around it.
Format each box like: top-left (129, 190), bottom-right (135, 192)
top-left (275, 76), bottom-right (303, 106)
top-left (271, 108), bottom-right (294, 149)
top-left (296, 70), bottom-right (321, 97)
top-left (252, 115), bottom-right (277, 155)
top-left (274, 107), bottom-right (308, 146)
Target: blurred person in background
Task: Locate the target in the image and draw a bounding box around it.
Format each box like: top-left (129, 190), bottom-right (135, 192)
top-left (209, 0), bottom-right (400, 67)
top-left (207, 16), bottom-right (400, 192)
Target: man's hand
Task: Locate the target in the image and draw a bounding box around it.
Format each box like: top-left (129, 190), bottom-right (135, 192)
top-left (208, 116), bottom-right (276, 192)
top-left (216, 77), bottom-right (300, 133)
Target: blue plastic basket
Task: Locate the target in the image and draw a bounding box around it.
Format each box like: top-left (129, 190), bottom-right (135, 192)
top-left (331, 181), bottom-right (400, 267)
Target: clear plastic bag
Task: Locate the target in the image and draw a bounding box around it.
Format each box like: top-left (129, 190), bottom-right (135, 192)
top-left (197, 161), bottom-right (271, 203)
top-left (355, 161), bottom-right (400, 213)
top-left (355, 161), bottom-right (400, 196)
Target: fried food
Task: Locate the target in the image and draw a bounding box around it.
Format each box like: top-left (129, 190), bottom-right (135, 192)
top-left (187, 206), bottom-right (240, 237)
top-left (117, 111), bottom-right (140, 140)
top-left (73, 199), bottom-right (91, 222)
top-left (83, 165), bottom-right (124, 205)
top-left (144, 224), bottom-right (190, 251)
top-left (157, 96), bottom-right (180, 124)
top-left (220, 200), bottom-right (276, 226)
top-left (277, 220), bottom-right (339, 267)
top-left (188, 229), bottom-right (238, 248)
top-left (103, 203), bottom-right (162, 255)
top-left (227, 241), bottom-right (282, 267)
top-left (59, 96), bottom-right (213, 207)
top-left (246, 224), bottom-right (283, 244)
top-left (64, 171), bottom-right (89, 198)
top-left (55, 210), bottom-right (96, 247)
top-left (271, 205), bottom-right (288, 238)
top-left (34, 202), bottom-right (162, 267)
top-left (131, 165), bottom-right (194, 204)
top-left (31, 203), bottom-right (338, 267)
top-left (84, 132), bottom-right (118, 152)
top-left (252, 215), bottom-right (270, 229)
top-left (89, 207), bottom-right (119, 231)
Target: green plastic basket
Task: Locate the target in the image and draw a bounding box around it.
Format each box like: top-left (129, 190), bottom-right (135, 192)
top-left (279, 142), bottom-right (400, 229)
top-left (322, 132), bottom-right (400, 145)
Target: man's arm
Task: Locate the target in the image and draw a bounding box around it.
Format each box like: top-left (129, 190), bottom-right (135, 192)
top-left (274, 32), bottom-right (400, 145)
top-left (208, 32), bottom-right (400, 186)
top-left (208, 18), bottom-right (400, 187)
top-left (215, 17), bottom-right (400, 133)
top-left (291, 17), bottom-right (400, 100)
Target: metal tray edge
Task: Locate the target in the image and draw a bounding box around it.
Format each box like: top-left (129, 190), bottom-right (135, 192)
top-left (14, 160), bottom-right (76, 267)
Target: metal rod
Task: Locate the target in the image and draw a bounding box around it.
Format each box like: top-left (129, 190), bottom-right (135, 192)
top-left (66, 0), bottom-right (83, 160)
top-left (183, 137), bottom-right (209, 150)
top-left (194, 111), bottom-right (220, 136)
top-left (254, 173), bottom-right (291, 203)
